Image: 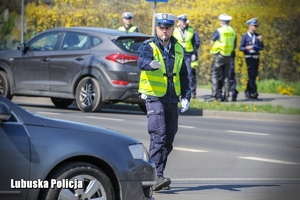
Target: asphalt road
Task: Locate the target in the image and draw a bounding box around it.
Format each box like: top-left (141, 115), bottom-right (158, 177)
top-left (13, 97), bottom-right (300, 200)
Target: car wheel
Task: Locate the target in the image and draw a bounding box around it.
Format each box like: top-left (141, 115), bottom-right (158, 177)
top-left (75, 77), bottom-right (103, 112)
top-left (138, 103), bottom-right (147, 114)
top-left (51, 98), bottom-right (74, 108)
top-left (0, 71), bottom-right (13, 100)
top-left (43, 162), bottom-right (115, 200)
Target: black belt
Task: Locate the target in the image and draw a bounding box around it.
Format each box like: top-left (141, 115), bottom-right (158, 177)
top-left (163, 73), bottom-right (176, 77)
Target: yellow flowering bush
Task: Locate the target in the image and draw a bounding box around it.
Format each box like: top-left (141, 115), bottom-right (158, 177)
top-left (22, 0), bottom-right (300, 87)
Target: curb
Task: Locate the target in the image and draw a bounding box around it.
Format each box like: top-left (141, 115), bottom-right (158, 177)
top-left (106, 104), bottom-right (300, 123)
top-left (200, 110), bottom-right (300, 123)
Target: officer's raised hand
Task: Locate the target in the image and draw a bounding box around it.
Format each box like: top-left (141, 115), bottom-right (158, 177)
top-left (180, 98), bottom-right (190, 113)
top-left (257, 35), bottom-right (263, 42)
top-left (149, 60), bottom-right (162, 69)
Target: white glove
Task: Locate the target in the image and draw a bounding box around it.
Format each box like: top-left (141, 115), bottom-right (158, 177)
top-left (181, 98), bottom-right (190, 113)
top-left (191, 54), bottom-right (196, 61)
top-left (149, 60), bottom-right (161, 69)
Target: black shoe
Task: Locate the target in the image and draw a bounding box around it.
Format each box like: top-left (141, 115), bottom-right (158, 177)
top-left (232, 91), bottom-right (239, 101)
top-left (152, 176), bottom-right (171, 191)
top-left (192, 94), bottom-right (197, 99)
top-left (250, 92), bottom-right (259, 99)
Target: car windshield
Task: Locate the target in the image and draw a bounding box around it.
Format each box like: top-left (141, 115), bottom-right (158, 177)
top-left (114, 37), bottom-right (151, 53)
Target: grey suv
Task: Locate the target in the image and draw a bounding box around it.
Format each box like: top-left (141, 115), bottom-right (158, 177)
top-left (0, 27), bottom-right (152, 112)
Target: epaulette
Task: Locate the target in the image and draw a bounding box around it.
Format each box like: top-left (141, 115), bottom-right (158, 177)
top-left (143, 38), bottom-right (154, 44)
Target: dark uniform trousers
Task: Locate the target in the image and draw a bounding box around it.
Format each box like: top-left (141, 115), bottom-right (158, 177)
top-left (245, 57), bottom-right (259, 96)
top-left (217, 56), bottom-right (238, 99)
top-left (211, 53), bottom-right (231, 99)
top-left (184, 55), bottom-right (197, 97)
top-left (145, 98), bottom-right (178, 177)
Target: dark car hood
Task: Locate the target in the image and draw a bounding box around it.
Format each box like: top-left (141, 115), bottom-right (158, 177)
top-left (0, 49), bottom-right (21, 58)
top-left (34, 114), bottom-right (140, 143)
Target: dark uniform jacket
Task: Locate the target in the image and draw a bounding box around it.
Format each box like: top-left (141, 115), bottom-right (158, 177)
top-left (138, 36), bottom-right (191, 104)
top-left (239, 32), bottom-right (264, 56)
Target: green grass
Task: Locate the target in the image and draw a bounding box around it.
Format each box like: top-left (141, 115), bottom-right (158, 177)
top-left (199, 79), bottom-right (300, 96)
top-left (189, 100), bottom-right (300, 115)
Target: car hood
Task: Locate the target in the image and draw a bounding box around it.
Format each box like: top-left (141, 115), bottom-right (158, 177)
top-left (34, 114), bottom-right (140, 143)
top-left (0, 49), bottom-right (20, 58)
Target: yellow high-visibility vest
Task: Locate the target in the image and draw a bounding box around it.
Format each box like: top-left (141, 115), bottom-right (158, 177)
top-left (138, 42), bottom-right (184, 97)
top-left (210, 26), bottom-right (236, 56)
top-left (118, 26), bottom-right (137, 32)
top-left (173, 27), bottom-right (194, 52)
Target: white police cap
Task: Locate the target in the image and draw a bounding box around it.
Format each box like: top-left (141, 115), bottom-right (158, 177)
top-left (218, 14), bottom-right (232, 21)
top-left (155, 13), bottom-right (177, 27)
top-left (177, 14), bottom-right (188, 21)
top-left (122, 12), bottom-right (133, 19)
top-left (246, 18), bottom-right (258, 26)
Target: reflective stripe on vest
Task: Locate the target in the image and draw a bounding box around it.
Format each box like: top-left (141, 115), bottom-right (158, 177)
top-left (210, 26), bottom-right (236, 56)
top-left (138, 42), bottom-right (184, 97)
top-left (118, 26), bottom-right (137, 32)
top-left (173, 27), bottom-right (194, 52)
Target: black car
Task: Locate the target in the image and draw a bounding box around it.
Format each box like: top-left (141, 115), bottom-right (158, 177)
top-left (0, 95), bottom-right (156, 200)
top-left (0, 27), bottom-right (152, 112)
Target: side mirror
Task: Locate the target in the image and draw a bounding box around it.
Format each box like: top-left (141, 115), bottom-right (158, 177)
top-left (0, 102), bottom-right (12, 122)
top-left (17, 43), bottom-right (26, 51)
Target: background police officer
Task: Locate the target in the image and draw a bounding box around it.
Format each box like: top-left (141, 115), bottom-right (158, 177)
top-left (173, 14), bottom-right (201, 99)
top-left (138, 13), bottom-right (191, 191)
top-left (210, 14), bottom-right (236, 102)
top-left (118, 12), bottom-right (139, 33)
top-left (239, 18), bottom-right (264, 99)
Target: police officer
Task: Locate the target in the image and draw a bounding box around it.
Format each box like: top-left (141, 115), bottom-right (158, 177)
top-left (239, 18), bottom-right (264, 99)
top-left (138, 13), bottom-right (191, 191)
top-left (173, 14), bottom-right (200, 99)
top-left (210, 14), bottom-right (236, 102)
top-left (118, 12), bottom-right (139, 33)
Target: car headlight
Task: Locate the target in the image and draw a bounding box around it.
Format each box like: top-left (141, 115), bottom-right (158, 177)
top-left (129, 144), bottom-right (150, 162)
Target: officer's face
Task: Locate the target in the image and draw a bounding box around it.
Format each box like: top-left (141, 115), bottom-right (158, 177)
top-left (156, 26), bottom-right (175, 42)
top-left (178, 20), bottom-right (187, 29)
top-left (249, 24), bottom-right (258, 32)
top-left (123, 18), bottom-right (132, 26)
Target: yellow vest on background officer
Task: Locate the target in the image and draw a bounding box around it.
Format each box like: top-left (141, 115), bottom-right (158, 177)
top-left (210, 26), bottom-right (236, 56)
top-left (172, 14), bottom-right (201, 99)
top-left (118, 12), bottom-right (139, 33)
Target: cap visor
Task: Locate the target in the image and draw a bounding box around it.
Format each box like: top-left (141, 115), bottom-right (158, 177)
top-left (157, 23), bottom-right (173, 27)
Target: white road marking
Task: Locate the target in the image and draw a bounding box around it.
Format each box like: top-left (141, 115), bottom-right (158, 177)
top-left (86, 116), bottom-right (125, 121)
top-left (178, 125), bottom-right (195, 129)
top-left (226, 130), bottom-right (270, 136)
top-left (172, 178), bottom-right (300, 181)
top-left (174, 147), bottom-right (209, 153)
top-left (36, 112), bottom-right (61, 115)
top-left (239, 157), bottom-right (300, 165)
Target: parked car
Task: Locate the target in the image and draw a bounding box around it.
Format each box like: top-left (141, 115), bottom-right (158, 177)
top-left (0, 27), bottom-right (152, 112)
top-left (0, 95), bottom-right (156, 200)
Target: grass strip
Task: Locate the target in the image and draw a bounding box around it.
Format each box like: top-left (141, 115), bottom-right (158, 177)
top-left (189, 100), bottom-right (300, 115)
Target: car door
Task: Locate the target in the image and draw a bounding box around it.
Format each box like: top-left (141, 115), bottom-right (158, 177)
top-left (0, 112), bottom-right (30, 200)
top-left (49, 32), bottom-right (90, 94)
top-left (13, 31), bottom-right (62, 93)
